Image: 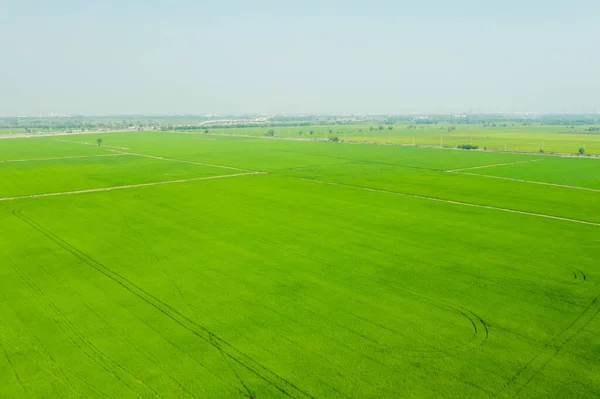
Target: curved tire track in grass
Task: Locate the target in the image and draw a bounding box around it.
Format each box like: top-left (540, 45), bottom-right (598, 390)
top-left (137, 196), bottom-right (489, 359)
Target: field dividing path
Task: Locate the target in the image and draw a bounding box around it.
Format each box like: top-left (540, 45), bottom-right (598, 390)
top-left (448, 172), bottom-right (600, 193)
top-left (0, 154), bottom-right (127, 163)
top-left (445, 159), bottom-right (542, 173)
top-left (0, 172), bottom-right (264, 202)
top-left (297, 177), bottom-right (600, 227)
top-left (116, 151), bottom-right (254, 172)
top-left (53, 138), bottom-right (130, 150)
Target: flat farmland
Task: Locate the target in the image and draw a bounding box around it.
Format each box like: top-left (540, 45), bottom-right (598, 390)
top-left (0, 132), bottom-right (599, 398)
top-left (199, 124), bottom-right (600, 155)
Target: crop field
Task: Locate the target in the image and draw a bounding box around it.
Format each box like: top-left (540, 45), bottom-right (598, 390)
top-left (0, 132), bottom-right (599, 398)
top-left (4, 122), bottom-right (600, 155)
top-left (197, 124), bottom-right (600, 155)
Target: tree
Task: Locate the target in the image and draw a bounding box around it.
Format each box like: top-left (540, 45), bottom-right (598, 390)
top-left (97, 138), bottom-right (103, 146)
top-left (265, 129), bottom-right (275, 137)
top-left (328, 129), bottom-right (333, 134)
top-left (388, 126), bottom-right (394, 131)
top-left (309, 130), bottom-right (314, 135)
top-left (378, 126), bottom-right (384, 131)
top-left (579, 147), bottom-right (585, 155)
top-left (204, 129), bottom-right (209, 133)
top-left (369, 126), bottom-right (374, 131)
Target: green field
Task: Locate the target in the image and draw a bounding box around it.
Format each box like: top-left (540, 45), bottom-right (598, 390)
top-left (1, 132), bottom-right (599, 398)
top-left (4, 122), bottom-right (600, 155)
top-left (195, 124), bottom-right (600, 155)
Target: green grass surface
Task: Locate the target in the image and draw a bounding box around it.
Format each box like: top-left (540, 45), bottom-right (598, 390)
top-left (1, 132), bottom-right (599, 398)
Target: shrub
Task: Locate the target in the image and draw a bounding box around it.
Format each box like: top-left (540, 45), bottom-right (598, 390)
top-left (457, 144), bottom-right (479, 150)
top-left (328, 136), bottom-right (339, 142)
top-left (265, 129), bottom-right (275, 137)
top-left (579, 147), bottom-right (585, 155)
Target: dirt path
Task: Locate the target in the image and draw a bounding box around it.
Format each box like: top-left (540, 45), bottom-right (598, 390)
top-left (297, 177), bottom-right (600, 227)
top-left (116, 151), bottom-right (251, 172)
top-left (0, 129), bottom-right (132, 140)
top-left (450, 172), bottom-right (600, 193)
top-left (0, 154), bottom-right (127, 164)
top-left (445, 159), bottom-right (542, 172)
top-left (0, 172), bottom-right (264, 202)
top-left (54, 139), bottom-right (130, 150)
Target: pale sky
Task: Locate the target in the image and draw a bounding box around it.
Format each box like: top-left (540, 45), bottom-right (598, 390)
top-left (1, 0), bottom-right (599, 116)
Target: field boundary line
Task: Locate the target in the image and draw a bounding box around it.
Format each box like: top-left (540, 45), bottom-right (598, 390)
top-left (449, 172), bottom-right (600, 193)
top-left (54, 139), bottom-right (130, 150)
top-left (0, 172), bottom-right (264, 202)
top-left (115, 151), bottom-right (254, 172)
top-left (0, 154), bottom-right (127, 164)
top-left (445, 159), bottom-right (542, 172)
top-left (54, 136), bottom-right (255, 172)
top-left (297, 177), bottom-right (600, 227)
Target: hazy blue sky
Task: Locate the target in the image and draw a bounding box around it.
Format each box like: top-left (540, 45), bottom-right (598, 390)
top-left (1, 0), bottom-right (599, 115)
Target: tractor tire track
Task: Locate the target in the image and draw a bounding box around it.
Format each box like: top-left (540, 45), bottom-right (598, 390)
top-left (116, 301), bottom-right (247, 398)
top-left (0, 320), bottom-right (96, 398)
top-left (118, 204), bottom-right (262, 398)
top-left (136, 195), bottom-right (488, 358)
top-left (497, 295), bottom-right (600, 398)
top-left (1, 255), bottom-right (115, 397)
top-left (14, 209), bottom-right (314, 399)
top-left (0, 339), bottom-right (28, 394)
top-left (2, 249), bottom-right (149, 398)
top-left (81, 303), bottom-right (197, 399)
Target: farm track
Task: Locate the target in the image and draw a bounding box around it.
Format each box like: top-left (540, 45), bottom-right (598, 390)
top-left (0, 154), bottom-right (126, 163)
top-left (496, 294), bottom-right (600, 398)
top-left (449, 172), bottom-right (600, 193)
top-left (53, 139), bottom-right (130, 150)
top-left (445, 159), bottom-right (542, 172)
top-left (0, 172), bottom-right (263, 202)
top-left (296, 177), bottom-right (600, 227)
top-left (1, 253), bottom-right (146, 397)
top-left (13, 210), bottom-right (315, 399)
top-left (0, 284), bottom-right (110, 397)
top-left (115, 150), bottom-right (253, 172)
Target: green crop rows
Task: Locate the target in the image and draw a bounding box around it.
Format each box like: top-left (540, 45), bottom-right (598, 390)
top-left (1, 132), bottom-right (599, 398)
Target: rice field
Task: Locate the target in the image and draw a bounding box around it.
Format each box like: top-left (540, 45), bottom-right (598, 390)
top-left (1, 131), bottom-right (599, 398)
top-left (198, 124), bottom-right (600, 155)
